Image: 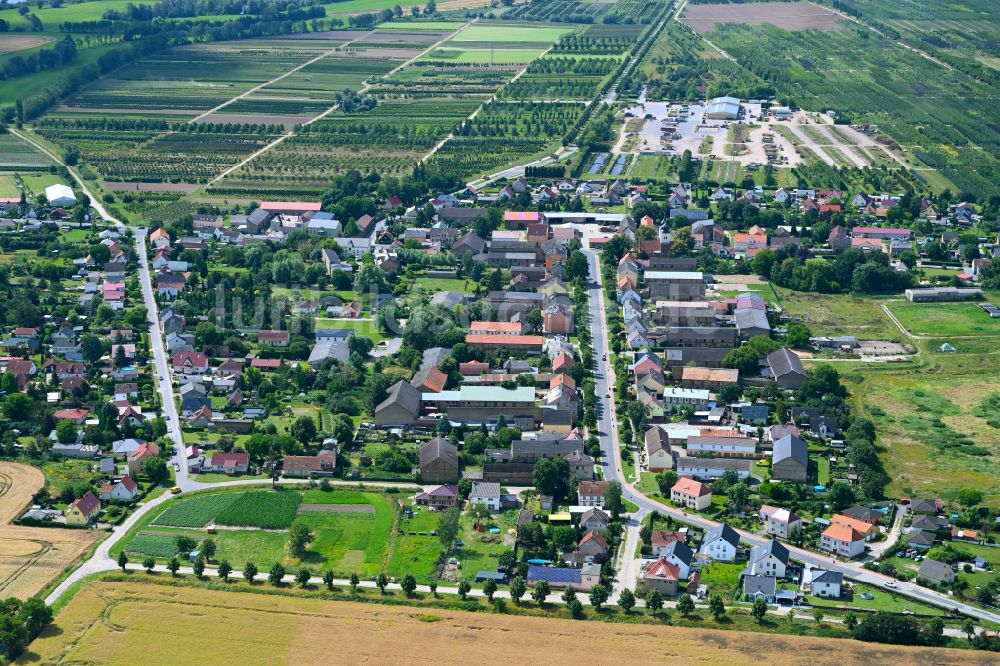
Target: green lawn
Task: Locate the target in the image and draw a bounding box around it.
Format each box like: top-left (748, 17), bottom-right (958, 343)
top-left (697, 561), bottom-right (745, 601)
top-left (313, 317), bottom-right (387, 342)
top-left (450, 509), bottom-right (518, 582)
top-left (887, 300), bottom-right (1000, 337)
top-left (411, 276), bottom-right (475, 294)
top-left (809, 582), bottom-right (946, 616)
top-left (388, 500), bottom-right (451, 582)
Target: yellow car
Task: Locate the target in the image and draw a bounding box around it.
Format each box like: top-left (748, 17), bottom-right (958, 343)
top-left (170, 486), bottom-right (182, 494)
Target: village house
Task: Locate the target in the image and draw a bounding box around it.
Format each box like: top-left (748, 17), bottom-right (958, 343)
top-left (700, 523), bottom-right (740, 562)
top-left (99, 475), bottom-right (139, 502)
top-left (470, 481), bottom-right (502, 512)
top-left (820, 523), bottom-right (866, 558)
top-left (671, 477), bottom-right (712, 510)
top-left (65, 491), bottom-right (101, 526)
top-left (578, 480), bottom-right (609, 508)
top-left (281, 451), bottom-right (336, 477)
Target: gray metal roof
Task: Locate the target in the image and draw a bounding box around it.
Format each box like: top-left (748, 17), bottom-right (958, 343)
top-left (772, 434), bottom-right (808, 467)
top-left (743, 574), bottom-right (776, 597)
top-left (767, 347), bottom-right (806, 379)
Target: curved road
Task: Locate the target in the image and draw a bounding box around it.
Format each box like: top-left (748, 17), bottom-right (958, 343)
top-left (581, 248), bottom-right (1000, 626)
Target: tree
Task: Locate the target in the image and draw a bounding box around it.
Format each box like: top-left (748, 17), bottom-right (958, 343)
top-left (201, 539), bottom-right (217, 562)
top-left (116, 551), bottom-right (129, 573)
top-left (193, 557), bottom-right (205, 578)
top-left (962, 619), bottom-right (976, 641)
top-left (727, 482), bottom-right (749, 513)
top-left (532, 456), bottom-right (571, 500)
top-left (812, 608), bottom-right (825, 625)
top-left (618, 587), bottom-right (635, 613)
top-left (589, 584), bottom-right (609, 610)
top-left (510, 576), bottom-right (526, 604)
top-left (458, 580), bottom-right (471, 600)
top-left (269, 562), bottom-right (286, 586)
top-left (957, 487), bottom-right (983, 508)
top-left (350, 572), bottom-right (360, 592)
top-left (143, 556), bottom-right (156, 573)
top-left (323, 569), bottom-right (335, 590)
top-left (289, 519), bottom-right (315, 558)
top-left (751, 596), bottom-right (768, 624)
top-left (676, 593), bottom-right (694, 618)
top-left (144, 457), bottom-right (168, 485)
top-left (717, 384), bottom-right (742, 404)
top-left (708, 594), bottom-right (725, 621)
top-left (80, 333), bottom-right (104, 363)
top-left (429, 581), bottom-right (438, 597)
top-left (243, 562), bottom-right (258, 583)
top-left (167, 557), bottom-right (180, 576)
top-left (437, 507), bottom-right (461, 549)
top-left (376, 573), bottom-right (388, 594)
top-left (55, 420), bottom-right (78, 445)
top-left (604, 481), bottom-right (624, 519)
top-left (656, 470), bottom-right (679, 496)
top-left (852, 612), bottom-right (928, 645)
top-left (567, 598), bottom-right (584, 618)
top-left (401, 574), bottom-right (417, 597)
top-left (470, 502), bottom-right (492, 528)
top-left (176, 535), bottom-right (196, 554)
top-left (296, 568), bottom-right (312, 587)
top-left (561, 587), bottom-right (577, 606)
top-left (532, 580), bottom-right (550, 605)
top-left (483, 578), bottom-right (497, 601)
top-left (645, 589), bottom-right (663, 615)
top-left (290, 415), bottom-right (317, 445)
top-left (843, 611), bottom-right (858, 631)
top-left (218, 560), bottom-right (232, 582)
top-left (829, 482), bottom-right (855, 511)
top-left (785, 323), bottom-right (812, 348)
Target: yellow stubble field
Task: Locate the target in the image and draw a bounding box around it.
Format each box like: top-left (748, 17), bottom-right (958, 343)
top-left (20, 580), bottom-right (994, 665)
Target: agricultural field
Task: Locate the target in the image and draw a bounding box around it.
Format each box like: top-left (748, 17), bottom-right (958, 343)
top-left (700, 21), bottom-right (1000, 197)
top-left (511, 0), bottom-right (665, 27)
top-left (24, 581), bottom-right (986, 665)
top-left (431, 100), bottom-right (585, 179)
top-left (121, 487), bottom-right (399, 575)
top-left (0, 36), bottom-right (54, 57)
top-left (679, 1), bottom-right (844, 34)
top-left (0, 463), bottom-right (99, 600)
top-left (500, 55), bottom-right (622, 101)
top-left (0, 133), bottom-right (54, 171)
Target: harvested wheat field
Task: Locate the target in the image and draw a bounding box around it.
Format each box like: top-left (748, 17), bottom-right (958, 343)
top-left (680, 2), bottom-right (842, 34)
top-left (0, 463), bottom-right (98, 599)
top-left (22, 580), bottom-right (995, 666)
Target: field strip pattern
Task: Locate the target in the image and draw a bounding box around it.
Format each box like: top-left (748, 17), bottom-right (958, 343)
top-left (189, 29), bottom-right (379, 122)
top-left (206, 20), bottom-right (475, 187)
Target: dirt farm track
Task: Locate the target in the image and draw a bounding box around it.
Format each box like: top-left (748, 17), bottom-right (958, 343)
top-left (0, 463), bottom-right (98, 600)
top-left (20, 581), bottom-right (998, 665)
top-left (679, 1), bottom-right (843, 34)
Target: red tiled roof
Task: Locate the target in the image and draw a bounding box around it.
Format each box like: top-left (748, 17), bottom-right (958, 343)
top-left (672, 477), bottom-right (710, 497)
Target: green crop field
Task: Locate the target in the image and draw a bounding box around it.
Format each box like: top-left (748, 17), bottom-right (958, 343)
top-left (214, 490), bottom-right (301, 529)
top-left (294, 494), bottom-right (394, 575)
top-left (422, 47), bottom-right (546, 64)
top-left (152, 492), bottom-right (239, 528)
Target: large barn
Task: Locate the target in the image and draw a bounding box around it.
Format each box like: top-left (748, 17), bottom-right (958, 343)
top-left (706, 96), bottom-right (740, 120)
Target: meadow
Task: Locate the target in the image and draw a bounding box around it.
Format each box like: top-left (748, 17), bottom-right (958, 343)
top-left (771, 287), bottom-right (899, 340)
top-left (887, 300), bottom-right (1000, 337)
